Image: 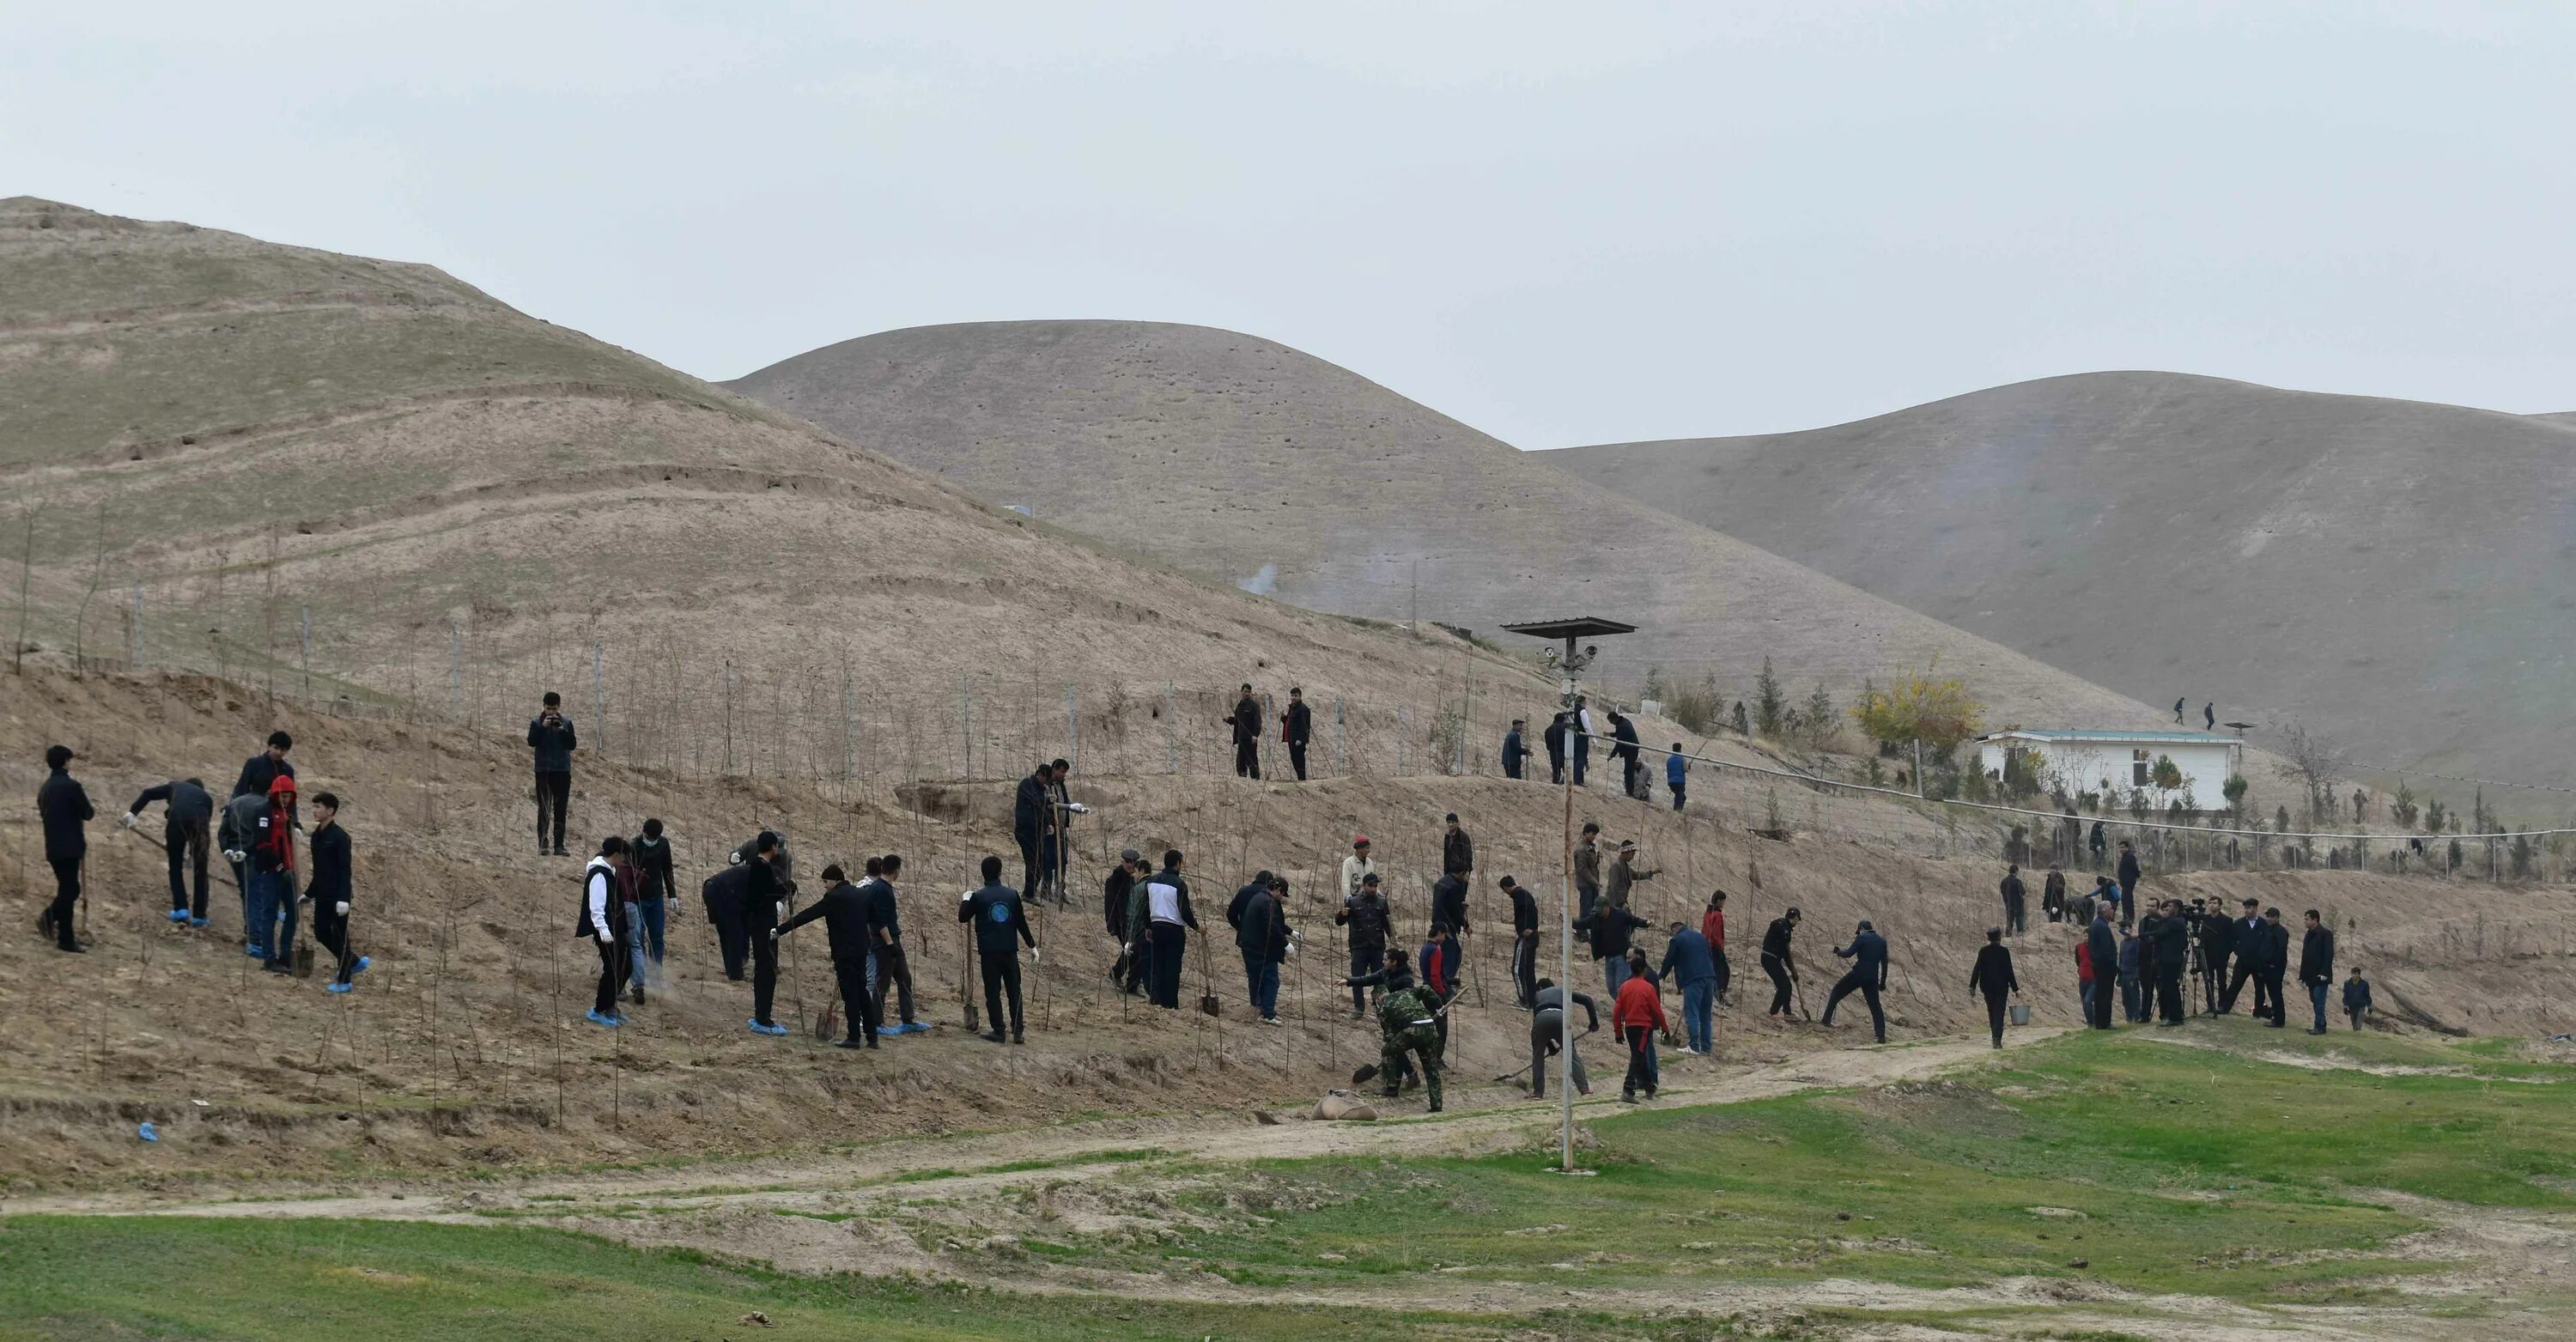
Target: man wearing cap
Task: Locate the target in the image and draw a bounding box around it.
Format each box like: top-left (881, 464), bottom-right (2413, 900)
top-left (37, 745), bottom-right (94, 953)
top-left (1334, 870), bottom-right (1392, 1017)
top-left (1605, 840), bottom-right (1656, 910)
top-left (1501, 719), bottom-right (1529, 780)
top-left (1820, 920), bottom-right (1891, 1043)
top-left (1340, 835), bottom-right (1377, 902)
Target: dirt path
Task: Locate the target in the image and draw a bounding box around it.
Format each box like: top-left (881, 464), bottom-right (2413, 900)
top-left (14, 1029), bottom-right (2056, 1221)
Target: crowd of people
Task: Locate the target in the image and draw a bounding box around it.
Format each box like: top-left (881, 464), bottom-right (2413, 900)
top-left (29, 682), bottom-right (2386, 1127)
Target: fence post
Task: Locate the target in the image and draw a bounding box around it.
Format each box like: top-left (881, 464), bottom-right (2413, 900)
top-left (448, 622), bottom-right (463, 720)
top-left (1065, 683), bottom-right (1079, 772)
top-left (131, 582), bottom-right (143, 671)
top-left (959, 677), bottom-right (974, 778)
top-left (300, 605), bottom-right (313, 704)
top-left (591, 641), bottom-right (605, 759)
top-left (1334, 696), bottom-right (1346, 776)
top-left (1165, 683), bottom-right (1177, 774)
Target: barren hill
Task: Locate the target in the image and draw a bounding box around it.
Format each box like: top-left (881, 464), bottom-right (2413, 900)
top-left (1549, 373), bottom-right (2576, 789)
top-left (0, 200), bottom-right (1543, 750)
top-left (726, 321), bottom-right (2168, 732)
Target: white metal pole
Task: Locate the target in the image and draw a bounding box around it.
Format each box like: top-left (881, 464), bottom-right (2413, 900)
top-left (1561, 657), bottom-right (1578, 1172)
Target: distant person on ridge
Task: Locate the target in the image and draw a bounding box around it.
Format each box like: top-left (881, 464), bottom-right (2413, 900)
top-left (2041, 865), bottom-right (2067, 924)
top-left (1283, 686), bottom-right (1312, 780)
top-left (2174, 697), bottom-right (2186, 725)
top-left (1501, 718), bottom-right (1529, 780)
top-left (1225, 684), bottom-right (1262, 779)
top-left (1666, 744), bottom-right (1687, 812)
top-left (1998, 863), bottom-right (2026, 935)
top-left (1544, 711), bottom-right (1570, 784)
top-left (2203, 701), bottom-right (2216, 732)
top-left (527, 690), bottom-right (577, 856)
top-left (2116, 840), bottom-right (2142, 930)
top-left (1608, 709), bottom-right (1643, 799)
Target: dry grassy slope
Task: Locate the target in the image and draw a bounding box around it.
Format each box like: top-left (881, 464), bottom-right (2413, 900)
top-left (4, 666), bottom-right (2567, 1191)
top-left (724, 321), bottom-right (2171, 732)
top-left (1550, 373), bottom-right (2576, 790)
top-left (0, 198), bottom-right (1537, 709)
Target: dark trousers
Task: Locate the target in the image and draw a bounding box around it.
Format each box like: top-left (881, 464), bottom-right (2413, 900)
top-left (2221, 958), bottom-right (2260, 1014)
top-left (982, 955), bottom-right (1024, 1036)
top-left (1669, 783), bottom-right (1684, 811)
top-left (872, 942), bottom-right (918, 1025)
top-left (2155, 963), bottom-right (2185, 1023)
top-left (1513, 934), bottom-right (1538, 1007)
top-left (1983, 993), bottom-right (2009, 1047)
top-left (2258, 971), bottom-right (2287, 1024)
top-left (1620, 755), bottom-right (1642, 799)
top-left (46, 855), bottom-right (82, 947)
top-left (714, 908), bottom-right (750, 980)
top-left (1018, 837), bottom-right (1043, 910)
top-left (1233, 739), bottom-right (1261, 779)
top-left (2003, 897), bottom-right (2026, 936)
top-left (1242, 949), bottom-right (1279, 1018)
top-left (2087, 976), bottom-right (2115, 1028)
top-left (1504, 755), bottom-right (1523, 780)
top-left (750, 928), bottom-right (780, 1027)
top-left (1288, 740), bottom-right (1308, 780)
top-left (1622, 1024), bottom-right (1659, 1096)
top-left (833, 954), bottom-right (881, 1042)
top-left (1762, 954), bottom-right (1794, 1015)
top-left (2120, 975), bottom-right (2145, 1023)
top-left (638, 897), bottom-right (666, 962)
top-left (1120, 933), bottom-right (1150, 995)
top-left (1149, 922), bottom-right (1188, 1008)
top-left (2202, 951), bottom-right (2228, 1013)
top-left (313, 903), bottom-right (358, 984)
top-left (592, 937), bottom-right (622, 1016)
top-left (1712, 947), bottom-right (1732, 1001)
top-left (1530, 1010), bottom-right (1587, 1097)
top-left (1548, 750), bottom-right (1565, 785)
top-left (1349, 943), bottom-right (1382, 1012)
top-left (1822, 969), bottom-right (1886, 1041)
top-left (1573, 739), bottom-right (1589, 785)
top-left (167, 819), bottom-right (210, 917)
top-left (534, 770), bottom-right (571, 850)
top-left (2306, 979), bottom-right (2330, 1031)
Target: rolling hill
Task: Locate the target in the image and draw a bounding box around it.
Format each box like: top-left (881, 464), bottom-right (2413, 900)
top-left (0, 200), bottom-right (1543, 759)
top-left (1548, 373), bottom-right (2576, 789)
top-left (726, 321), bottom-right (2170, 735)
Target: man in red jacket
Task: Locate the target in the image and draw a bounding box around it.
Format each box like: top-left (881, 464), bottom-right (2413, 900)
top-left (1699, 890), bottom-right (1731, 1006)
top-left (1613, 950), bottom-right (1669, 1102)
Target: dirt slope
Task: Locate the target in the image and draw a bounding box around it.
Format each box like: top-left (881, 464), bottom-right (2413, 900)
top-left (725, 321), bottom-right (2172, 731)
top-left (0, 198), bottom-right (1540, 733)
top-left (1549, 373), bottom-right (2576, 790)
top-left (6, 666), bottom-right (2565, 1192)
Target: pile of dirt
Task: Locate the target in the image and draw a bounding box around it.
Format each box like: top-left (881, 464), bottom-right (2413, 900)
top-left (5, 665), bottom-right (2568, 1192)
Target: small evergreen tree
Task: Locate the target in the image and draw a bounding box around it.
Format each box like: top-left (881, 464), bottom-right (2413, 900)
top-left (1755, 658), bottom-right (1787, 738)
top-left (1802, 683), bottom-right (1837, 750)
top-left (2423, 797), bottom-right (2448, 834)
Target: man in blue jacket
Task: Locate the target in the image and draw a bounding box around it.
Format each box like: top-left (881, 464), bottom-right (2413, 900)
top-left (1658, 920), bottom-right (1718, 1054)
top-left (1665, 745), bottom-right (1687, 812)
top-left (1501, 719), bottom-right (1529, 780)
top-left (1821, 920), bottom-right (1891, 1042)
top-left (526, 691), bottom-right (577, 857)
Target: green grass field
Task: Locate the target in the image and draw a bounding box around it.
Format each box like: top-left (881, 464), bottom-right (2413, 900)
top-left (6, 1022), bottom-right (2569, 1340)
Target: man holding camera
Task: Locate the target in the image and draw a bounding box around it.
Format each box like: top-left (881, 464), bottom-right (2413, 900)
top-left (527, 691), bottom-right (577, 857)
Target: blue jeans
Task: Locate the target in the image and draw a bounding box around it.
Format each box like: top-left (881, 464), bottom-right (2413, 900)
top-left (1603, 953), bottom-right (1631, 1001)
top-left (1681, 979), bottom-right (1713, 1053)
top-left (249, 869), bottom-right (295, 961)
top-left (1243, 950), bottom-right (1279, 1017)
top-left (2308, 980), bottom-right (2330, 1031)
top-left (638, 897), bottom-right (667, 962)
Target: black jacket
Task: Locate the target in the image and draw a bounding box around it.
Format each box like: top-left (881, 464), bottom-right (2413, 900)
top-left (1285, 700), bottom-right (1311, 745)
top-left (1230, 696), bottom-right (1261, 745)
top-left (2299, 926), bottom-right (2336, 986)
top-left (1502, 730), bottom-right (1527, 771)
top-left (1431, 872), bottom-right (1470, 934)
top-left (778, 878), bottom-right (873, 960)
top-left (1103, 866), bottom-right (1136, 938)
top-left (2117, 850), bottom-right (2142, 887)
top-left (1760, 916), bottom-right (1796, 962)
top-left (860, 877), bottom-right (903, 945)
top-left (960, 882), bottom-right (1036, 960)
top-left (2086, 918), bottom-right (2119, 975)
top-left (231, 753), bottom-right (295, 800)
top-left (1013, 772), bottom-right (1048, 841)
top-left (2145, 911), bottom-right (2190, 967)
top-left (701, 864), bottom-right (750, 922)
top-left (131, 779), bottom-right (214, 835)
top-left (2000, 873), bottom-right (2026, 907)
top-left (1335, 893), bottom-right (1390, 951)
top-left (1510, 884), bottom-right (1539, 938)
top-left (2262, 921), bottom-right (2291, 972)
top-left (1235, 887), bottom-right (1286, 962)
top-left (1970, 944), bottom-right (2018, 998)
top-left (1543, 717), bottom-right (1569, 757)
top-left (1227, 880), bottom-right (1269, 947)
top-left (305, 821), bottom-right (351, 907)
top-left (2200, 913), bottom-right (2235, 958)
top-left (39, 768), bottom-right (94, 861)
top-left (1442, 829), bottom-right (1474, 877)
top-left (526, 714), bottom-right (577, 773)
top-left (1580, 904), bottom-right (1649, 961)
top-left (630, 834), bottom-right (675, 902)
top-left (1834, 930), bottom-right (1889, 986)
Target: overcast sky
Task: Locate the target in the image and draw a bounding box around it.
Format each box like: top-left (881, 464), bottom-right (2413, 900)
top-left (9, 2), bottom-right (2573, 446)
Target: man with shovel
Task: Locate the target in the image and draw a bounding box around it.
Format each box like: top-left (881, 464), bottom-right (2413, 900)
top-left (122, 775), bottom-right (215, 927)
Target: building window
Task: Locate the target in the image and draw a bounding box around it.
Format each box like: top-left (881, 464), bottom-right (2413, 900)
top-left (2132, 749), bottom-right (2150, 787)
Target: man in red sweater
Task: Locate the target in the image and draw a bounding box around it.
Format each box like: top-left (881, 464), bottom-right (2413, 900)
top-left (1613, 949), bottom-right (1669, 1102)
top-left (1700, 890), bottom-right (1731, 1006)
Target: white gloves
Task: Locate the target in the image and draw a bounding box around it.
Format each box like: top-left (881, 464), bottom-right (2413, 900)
top-left (1065, 802), bottom-right (1092, 815)
top-left (224, 848), bottom-right (247, 864)
top-left (1030, 947), bottom-right (1042, 963)
top-left (597, 929), bottom-right (615, 945)
top-left (118, 812), bottom-right (137, 829)
top-left (335, 901), bottom-right (349, 916)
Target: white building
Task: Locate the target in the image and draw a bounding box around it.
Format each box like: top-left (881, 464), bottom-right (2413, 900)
top-left (1976, 730), bottom-right (2242, 812)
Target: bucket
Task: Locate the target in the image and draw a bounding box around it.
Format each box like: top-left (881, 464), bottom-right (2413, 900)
top-left (2008, 1002), bottom-right (2032, 1027)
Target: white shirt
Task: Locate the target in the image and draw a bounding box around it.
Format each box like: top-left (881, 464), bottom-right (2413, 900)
top-left (1145, 877), bottom-right (1184, 926)
top-left (1340, 854), bottom-right (1377, 900)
